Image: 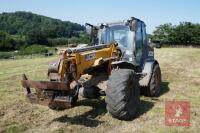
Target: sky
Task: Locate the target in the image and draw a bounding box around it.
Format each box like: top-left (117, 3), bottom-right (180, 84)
top-left (0, 0), bottom-right (199, 33)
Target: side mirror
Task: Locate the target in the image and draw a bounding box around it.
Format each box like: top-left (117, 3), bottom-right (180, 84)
top-left (130, 20), bottom-right (137, 31)
top-left (86, 25), bottom-right (92, 35)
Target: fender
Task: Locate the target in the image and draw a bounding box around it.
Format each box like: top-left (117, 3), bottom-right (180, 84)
top-left (111, 61), bottom-right (136, 69)
top-left (139, 60), bottom-right (158, 87)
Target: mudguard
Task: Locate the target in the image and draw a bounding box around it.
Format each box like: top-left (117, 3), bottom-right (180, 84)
top-left (111, 61), bottom-right (136, 69)
top-left (139, 60), bottom-right (158, 87)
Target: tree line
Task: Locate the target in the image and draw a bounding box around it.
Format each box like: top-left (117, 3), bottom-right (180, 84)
top-left (1, 11), bottom-right (200, 52)
top-left (151, 22), bottom-right (200, 46)
top-left (0, 11), bottom-right (89, 51)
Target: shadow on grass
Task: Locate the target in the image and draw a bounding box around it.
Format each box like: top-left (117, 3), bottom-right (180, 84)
top-left (136, 100), bottom-right (154, 118)
top-left (51, 99), bottom-right (106, 127)
top-left (160, 82), bottom-right (170, 96)
top-left (151, 81), bottom-right (170, 101)
top-left (51, 82), bottom-right (170, 125)
top-left (141, 81), bottom-right (170, 97)
top-left (136, 82), bottom-right (170, 118)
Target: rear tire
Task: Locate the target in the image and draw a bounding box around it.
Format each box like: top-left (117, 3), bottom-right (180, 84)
top-left (142, 64), bottom-right (161, 97)
top-left (105, 69), bottom-right (140, 120)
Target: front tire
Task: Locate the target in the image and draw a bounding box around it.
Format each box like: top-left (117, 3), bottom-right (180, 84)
top-left (105, 69), bottom-right (140, 120)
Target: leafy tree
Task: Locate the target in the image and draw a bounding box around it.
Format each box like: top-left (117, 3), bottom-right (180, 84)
top-left (0, 31), bottom-right (16, 51)
top-left (152, 22), bottom-right (200, 46)
top-left (25, 29), bottom-right (48, 45)
top-left (152, 23), bottom-right (174, 44)
top-left (48, 38), bottom-right (68, 46)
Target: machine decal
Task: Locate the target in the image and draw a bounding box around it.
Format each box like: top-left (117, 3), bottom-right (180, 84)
top-left (148, 51), bottom-right (154, 57)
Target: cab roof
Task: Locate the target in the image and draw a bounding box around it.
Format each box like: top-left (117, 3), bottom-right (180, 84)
top-left (97, 17), bottom-right (145, 27)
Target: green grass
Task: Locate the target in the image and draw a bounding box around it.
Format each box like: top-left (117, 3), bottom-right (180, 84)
top-left (1, 122), bottom-right (28, 133)
top-left (0, 52), bottom-right (14, 59)
top-left (0, 48), bottom-right (200, 133)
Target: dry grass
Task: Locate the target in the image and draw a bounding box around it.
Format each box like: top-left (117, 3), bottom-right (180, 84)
top-left (0, 48), bottom-right (200, 133)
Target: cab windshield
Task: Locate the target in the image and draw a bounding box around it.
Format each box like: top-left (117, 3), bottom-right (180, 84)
top-left (98, 25), bottom-right (134, 50)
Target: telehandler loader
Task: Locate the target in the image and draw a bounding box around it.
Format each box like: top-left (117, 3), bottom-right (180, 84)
top-left (22, 17), bottom-right (161, 120)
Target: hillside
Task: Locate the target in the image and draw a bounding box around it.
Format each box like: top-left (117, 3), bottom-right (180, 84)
top-left (0, 11), bottom-right (87, 51)
top-left (0, 11), bottom-right (84, 37)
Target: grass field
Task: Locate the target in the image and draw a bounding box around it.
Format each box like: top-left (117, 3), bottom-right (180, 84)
top-left (0, 48), bottom-right (200, 133)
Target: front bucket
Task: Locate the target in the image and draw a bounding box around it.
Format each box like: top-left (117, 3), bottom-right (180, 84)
top-left (21, 74), bottom-right (74, 110)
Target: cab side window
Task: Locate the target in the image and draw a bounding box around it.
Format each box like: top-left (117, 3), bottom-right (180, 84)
top-left (135, 21), bottom-right (143, 64)
top-left (136, 22), bottom-right (142, 48)
top-left (142, 23), bottom-right (147, 46)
